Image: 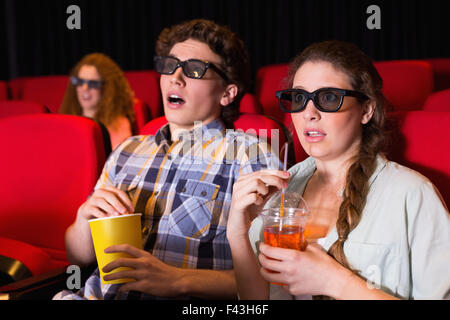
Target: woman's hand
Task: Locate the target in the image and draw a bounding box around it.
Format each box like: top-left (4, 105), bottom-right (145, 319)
top-left (102, 244), bottom-right (186, 297)
top-left (258, 242), bottom-right (353, 297)
top-left (227, 170), bottom-right (289, 240)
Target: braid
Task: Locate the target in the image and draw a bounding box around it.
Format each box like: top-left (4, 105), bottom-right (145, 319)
top-left (328, 132), bottom-right (379, 271)
top-left (313, 127), bottom-right (382, 300)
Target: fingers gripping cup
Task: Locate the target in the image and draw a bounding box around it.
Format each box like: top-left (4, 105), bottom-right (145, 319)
top-left (89, 213), bottom-right (142, 285)
top-left (260, 192), bottom-right (308, 286)
top-left (260, 191), bottom-right (309, 251)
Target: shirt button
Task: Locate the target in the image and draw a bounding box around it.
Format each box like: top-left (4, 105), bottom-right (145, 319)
top-left (181, 187), bottom-right (186, 193)
top-left (200, 190), bottom-right (207, 197)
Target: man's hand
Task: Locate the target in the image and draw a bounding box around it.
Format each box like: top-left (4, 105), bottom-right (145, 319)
top-left (102, 244), bottom-right (187, 297)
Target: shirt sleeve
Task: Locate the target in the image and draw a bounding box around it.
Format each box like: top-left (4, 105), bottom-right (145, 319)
top-left (93, 136), bottom-right (139, 190)
top-left (407, 180), bottom-right (450, 299)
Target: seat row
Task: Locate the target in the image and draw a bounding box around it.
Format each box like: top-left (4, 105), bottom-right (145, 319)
top-left (1, 59), bottom-right (450, 129)
top-left (0, 109), bottom-right (448, 287)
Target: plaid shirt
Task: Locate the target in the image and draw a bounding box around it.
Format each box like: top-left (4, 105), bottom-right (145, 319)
top-left (58, 119), bottom-right (281, 300)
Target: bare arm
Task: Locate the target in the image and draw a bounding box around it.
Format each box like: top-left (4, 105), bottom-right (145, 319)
top-left (65, 186), bottom-right (134, 266)
top-left (331, 270), bottom-right (398, 300)
top-left (172, 268), bottom-right (237, 299)
top-left (226, 170), bottom-right (289, 299)
top-left (101, 244), bottom-right (237, 299)
top-left (228, 234), bottom-right (269, 299)
top-left (258, 243), bottom-right (399, 300)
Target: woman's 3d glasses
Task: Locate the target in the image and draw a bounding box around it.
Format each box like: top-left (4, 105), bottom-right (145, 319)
top-left (70, 76), bottom-right (103, 89)
top-left (276, 87), bottom-right (369, 113)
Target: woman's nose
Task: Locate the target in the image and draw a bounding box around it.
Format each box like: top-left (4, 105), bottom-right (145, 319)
top-left (79, 82), bottom-right (89, 90)
top-left (302, 100), bottom-right (321, 121)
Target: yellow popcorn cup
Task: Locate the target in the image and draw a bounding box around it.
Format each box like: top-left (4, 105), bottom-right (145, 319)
top-left (89, 213), bottom-right (142, 285)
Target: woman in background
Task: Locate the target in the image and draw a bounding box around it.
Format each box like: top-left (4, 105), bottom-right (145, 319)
top-left (60, 53), bottom-right (136, 149)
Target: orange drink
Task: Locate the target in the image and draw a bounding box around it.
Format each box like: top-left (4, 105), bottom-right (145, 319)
top-left (264, 224), bottom-right (306, 251)
top-left (304, 223), bottom-right (329, 240)
top-left (260, 203), bottom-right (309, 285)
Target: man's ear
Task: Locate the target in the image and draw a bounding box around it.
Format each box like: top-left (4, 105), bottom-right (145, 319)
top-left (220, 84), bottom-right (239, 107)
top-left (361, 100), bottom-right (376, 125)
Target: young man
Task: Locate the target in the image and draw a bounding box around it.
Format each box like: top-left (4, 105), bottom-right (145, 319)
top-left (56, 19), bottom-right (281, 300)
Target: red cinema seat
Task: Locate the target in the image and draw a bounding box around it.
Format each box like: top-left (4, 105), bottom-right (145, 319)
top-left (125, 70), bottom-right (162, 119)
top-left (9, 75), bottom-right (69, 113)
top-left (132, 97), bottom-right (151, 133)
top-left (0, 100), bottom-right (50, 118)
top-left (233, 113), bottom-right (287, 150)
top-left (255, 63), bottom-right (290, 127)
top-left (423, 89), bottom-right (450, 112)
top-left (0, 114), bottom-right (107, 283)
top-left (424, 58), bottom-right (450, 92)
top-left (139, 116), bottom-right (169, 135)
top-left (387, 111), bottom-right (450, 207)
top-left (239, 93), bottom-right (263, 114)
top-left (140, 114), bottom-right (288, 156)
top-left (374, 60), bottom-right (434, 111)
top-left (0, 81), bottom-right (7, 100)
top-left (8, 77), bottom-right (24, 100)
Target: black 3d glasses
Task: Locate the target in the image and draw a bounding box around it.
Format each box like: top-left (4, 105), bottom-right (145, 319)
top-left (276, 87), bottom-right (369, 113)
top-left (154, 56), bottom-right (228, 81)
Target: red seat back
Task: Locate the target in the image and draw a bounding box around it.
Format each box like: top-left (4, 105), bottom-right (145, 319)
top-left (0, 100), bottom-right (50, 118)
top-left (0, 81), bottom-right (7, 100)
top-left (17, 76), bottom-right (69, 113)
top-left (239, 93), bottom-right (263, 114)
top-left (425, 58), bottom-right (450, 92)
top-left (374, 60), bottom-right (434, 111)
top-left (0, 114), bottom-right (106, 266)
top-left (387, 111), bottom-right (450, 207)
top-left (125, 70), bottom-right (162, 119)
top-left (139, 116), bottom-right (169, 136)
top-left (132, 97), bottom-right (151, 133)
top-left (423, 89), bottom-right (450, 112)
top-left (255, 63), bottom-right (291, 127)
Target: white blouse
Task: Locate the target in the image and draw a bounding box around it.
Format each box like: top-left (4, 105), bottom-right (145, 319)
top-left (248, 155), bottom-right (450, 299)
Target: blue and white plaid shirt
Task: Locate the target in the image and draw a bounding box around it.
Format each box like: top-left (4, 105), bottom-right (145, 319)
top-left (57, 119), bottom-right (281, 300)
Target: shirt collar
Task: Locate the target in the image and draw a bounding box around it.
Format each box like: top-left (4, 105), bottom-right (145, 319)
top-left (154, 118), bottom-right (226, 146)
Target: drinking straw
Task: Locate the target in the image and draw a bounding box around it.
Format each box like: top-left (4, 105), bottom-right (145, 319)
top-left (279, 142), bottom-right (289, 231)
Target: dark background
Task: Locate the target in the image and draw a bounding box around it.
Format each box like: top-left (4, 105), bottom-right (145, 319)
top-left (1, 0), bottom-right (449, 92)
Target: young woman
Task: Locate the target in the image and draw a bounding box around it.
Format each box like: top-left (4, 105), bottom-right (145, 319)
top-left (60, 53), bottom-right (136, 149)
top-left (227, 40), bottom-right (450, 300)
